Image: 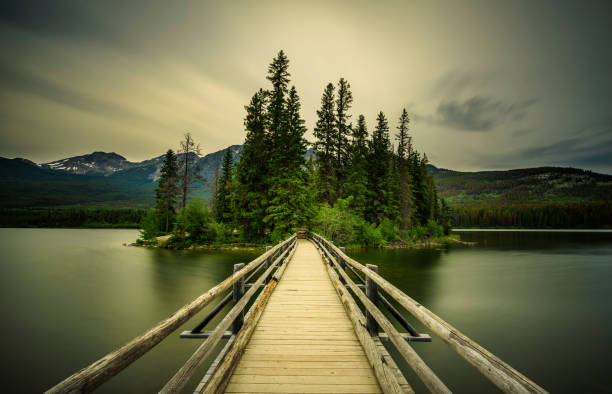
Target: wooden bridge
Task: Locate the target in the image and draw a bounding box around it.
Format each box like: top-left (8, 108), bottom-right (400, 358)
top-left (47, 232), bottom-right (547, 394)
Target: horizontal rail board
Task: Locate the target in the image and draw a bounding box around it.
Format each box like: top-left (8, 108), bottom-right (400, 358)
top-left (312, 232), bottom-right (547, 394)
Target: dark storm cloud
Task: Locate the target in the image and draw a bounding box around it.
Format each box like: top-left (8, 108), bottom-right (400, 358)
top-left (432, 96), bottom-right (536, 132)
top-left (519, 123), bottom-right (612, 169)
top-left (0, 1), bottom-right (111, 41)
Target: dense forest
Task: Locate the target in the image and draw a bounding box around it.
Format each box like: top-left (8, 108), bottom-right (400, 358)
top-left (452, 202), bottom-right (612, 229)
top-left (0, 208), bottom-right (145, 228)
top-left (140, 51), bottom-right (449, 247)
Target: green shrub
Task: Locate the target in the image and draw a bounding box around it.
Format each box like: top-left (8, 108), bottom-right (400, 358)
top-left (353, 219), bottom-right (384, 247)
top-left (426, 220), bottom-right (444, 238)
top-left (312, 197), bottom-right (356, 245)
top-left (139, 209), bottom-right (160, 240)
top-left (176, 201), bottom-right (216, 243)
top-left (269, 227), bottom-right (289, 243)
top-left (211, 222), bottom-right (231, 244)
top-left (378, 218), bottom-right (400, 243)
top-left (408, 225), bottom-right (427, 241)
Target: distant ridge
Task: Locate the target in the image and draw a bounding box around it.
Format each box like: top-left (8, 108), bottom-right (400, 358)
top-left (0, 146), bottom-right (610, 208)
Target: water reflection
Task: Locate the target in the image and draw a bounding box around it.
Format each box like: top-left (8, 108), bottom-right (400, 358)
top-left (349, 231), bottom-right (612, 393)
top-left (0, 229), bottom-right (260, 393)
top-left (1, 229), bottom-right (611, 393)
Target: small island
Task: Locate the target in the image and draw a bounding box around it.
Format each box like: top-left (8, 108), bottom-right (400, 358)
top-left (136, 51), bottom-right (454, 250)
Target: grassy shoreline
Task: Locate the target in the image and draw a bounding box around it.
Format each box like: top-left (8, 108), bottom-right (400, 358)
top-left (131, 233), bottom-right (468, 250)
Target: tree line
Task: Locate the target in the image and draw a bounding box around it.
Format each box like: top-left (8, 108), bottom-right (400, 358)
top-left (142, 51), bottom-right (450, 246)
top-left (452, 202), bottom-right (612, 229)
top-left (0, 208), bottom-right (145, 228)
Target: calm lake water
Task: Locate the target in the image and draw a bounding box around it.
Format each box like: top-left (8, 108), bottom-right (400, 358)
top-left (0, 229), bottom-right (611, 393)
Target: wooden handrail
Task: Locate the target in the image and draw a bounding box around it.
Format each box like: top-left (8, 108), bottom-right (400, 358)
top-left (160, 239), bottom-right (296, 393)
top-left (313, 235), bottom-right (450, 393)
top-left (321, 245), bottom-right (413, 394)
top-left (46, 234), bottom-right (296, 394)
top-left (203, 239), bottom-right (297, 394)
top-left (310, 232), bottom-right (547, 394)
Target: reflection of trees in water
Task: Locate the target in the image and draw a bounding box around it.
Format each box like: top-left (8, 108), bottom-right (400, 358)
top-left (457, 230), bottom-right (612, 252)
top-left (348, 247), bottom-right (444, 310)
top-left (145, 249), bottom-right (257, 306)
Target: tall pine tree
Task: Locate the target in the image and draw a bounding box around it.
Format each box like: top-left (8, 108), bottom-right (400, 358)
top-left (313, 83), bottom-right (337, 205)
top-left (235, 51), bottom-right (313, 240)
top-left (177, 132), bottom-right (203, 210)
top-left (155, 149), bottom-right (179, 233)
top-left (265, 86), bottom-right (312, 237)
top-left (395, 109), bottom-right (414, 230)
top-left (334, 78), bottom-right (353, 198)
top-left (366, 111), bottom-right (392, 224)
top-left (235, 89), bottom-right (270, 241)
top-left (344, 114), bottom-right (369, 216)
top-left (215, 147), bottom-right (233, 223)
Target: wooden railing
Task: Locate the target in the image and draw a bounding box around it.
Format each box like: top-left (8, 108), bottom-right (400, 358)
top-left (309, 231), bottom-right (547, 394)
top-left (46, 234), bottom-right (297, 394)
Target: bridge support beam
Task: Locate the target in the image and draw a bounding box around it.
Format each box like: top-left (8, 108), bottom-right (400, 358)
top-left (366, 264), bottom-right (379, 336)
top-left (232, 263), bottom-right (245, 334)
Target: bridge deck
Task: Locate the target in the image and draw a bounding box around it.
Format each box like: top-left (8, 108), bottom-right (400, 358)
top-left (225, 239), bottom-right (382, 393)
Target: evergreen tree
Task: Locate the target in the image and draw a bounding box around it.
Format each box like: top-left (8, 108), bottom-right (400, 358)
top-left (344, 114), bottom-right (369, 216)
top-left (155, 149), bottom-right (179, 233)
top-left (209, 162), bottom-right (220, 213)
top-left (395, 109), bottom-right (414, 230)
top-left (266, 50), bottom-right (290, 161)
top-left (235, 89), bottom-right (270, 241)
top-left (265, 86), bottom-right (313, 236)
top-left (178, 132), bottom-right (203, 210)
top-left (410, 151), bottom-right (429, 225)
top-left (439, 198), bottom-right (452, 235)
top-left (335, 78), bottom-right (353, 197)
top-left (215, 147), bottom-right (233, 223)
top-left (366, 111), bottom-right (392, 224)
top-left (313, 83), bottom-right (337, 204)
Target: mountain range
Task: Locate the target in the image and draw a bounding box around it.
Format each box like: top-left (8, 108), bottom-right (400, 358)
top-left (1, 147), bottom-right (611, 209)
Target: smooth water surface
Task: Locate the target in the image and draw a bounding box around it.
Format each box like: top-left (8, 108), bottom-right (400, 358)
top-left (1, 229), bottom-right (611, 393)
top-left (0, 229), bottom-right (259, 393)
top-left (349, 230), bottom-right (612, 393)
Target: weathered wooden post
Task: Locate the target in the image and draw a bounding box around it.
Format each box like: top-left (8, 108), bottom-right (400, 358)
top-left (263, 246), bottom-right (276, 282)
top-left (264, 246), bottom-right (272, 268)
top-left (336, 247), bottom-right (347, 284)
top-left (366, 264), bottom-right (379, 336)
top-left (232, 263), bottom-right (245, 334)
top-left (339, 247), bottom-right (347, 270)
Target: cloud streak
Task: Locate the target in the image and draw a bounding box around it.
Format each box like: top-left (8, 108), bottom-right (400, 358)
top-left (431, 96), bottom-right (536, 132)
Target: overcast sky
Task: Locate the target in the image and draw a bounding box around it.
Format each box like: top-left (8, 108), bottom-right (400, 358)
top-left (1, 0), bottom-right (611, 173)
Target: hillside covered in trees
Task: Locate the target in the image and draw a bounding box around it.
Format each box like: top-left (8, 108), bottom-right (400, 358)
top-left (432, 166), bottom-right (612, 228)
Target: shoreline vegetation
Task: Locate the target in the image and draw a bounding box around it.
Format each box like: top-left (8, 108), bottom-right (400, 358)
top-left (131, 231), bottom-right (466, 250)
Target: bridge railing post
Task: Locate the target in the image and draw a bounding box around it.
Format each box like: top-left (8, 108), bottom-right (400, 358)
top-left (232, 263), bottom-right (245, 334)
top-left (366, 264), bottom-right (379, 336)
top-left (339, 247), bottom-right (347, 270)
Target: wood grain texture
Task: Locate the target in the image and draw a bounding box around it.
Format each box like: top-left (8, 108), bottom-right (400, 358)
top-left (322, 247), bottom-right (412, 394)
top-left (224, 239), bottom-right (382, 394)
top-left (201, 240), bottom-right (297, 394)
top-left (161, 241), bottom-right (296, 393)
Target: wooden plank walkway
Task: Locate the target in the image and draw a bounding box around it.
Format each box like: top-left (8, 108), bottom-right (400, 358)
top-left (225, 239), bottom-right (382, 394)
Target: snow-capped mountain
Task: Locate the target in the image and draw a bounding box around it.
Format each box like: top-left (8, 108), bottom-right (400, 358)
top-left (41, 151), bottom-right (136, 175)
top-left (37, 146), bottom-right (244, 179)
